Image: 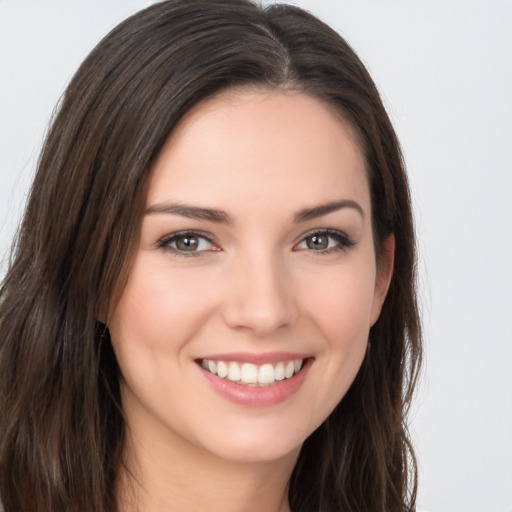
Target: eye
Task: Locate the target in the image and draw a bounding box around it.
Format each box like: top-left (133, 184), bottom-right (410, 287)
top-left (157, 231), bottom-right (218, 256)
top-left (294, 229), bottom-right (354, 253)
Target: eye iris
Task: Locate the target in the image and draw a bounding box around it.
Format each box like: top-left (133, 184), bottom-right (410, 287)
top-left (176, 236), bottom-right (198, 251)
top-left (306, 234), bottom-right (328, 250)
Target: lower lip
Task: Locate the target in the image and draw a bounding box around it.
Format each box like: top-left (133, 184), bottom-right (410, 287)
top-left (199, 359), bottom-right (313, 407)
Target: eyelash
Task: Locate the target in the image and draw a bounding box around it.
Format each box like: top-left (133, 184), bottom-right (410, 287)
top-left (156, 229), bottom-right (355, 258)
top-left (156, 230), bottom-right (218, 258)
top-left (294, 229), bottom-right (355, 254)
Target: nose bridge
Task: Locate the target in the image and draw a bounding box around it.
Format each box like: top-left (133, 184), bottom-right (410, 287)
top-left (222, 245), bottom-right (295, 335)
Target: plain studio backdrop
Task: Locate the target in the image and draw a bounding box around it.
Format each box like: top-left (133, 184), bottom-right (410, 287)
top-left (0, 1), bottom-right (511, 511)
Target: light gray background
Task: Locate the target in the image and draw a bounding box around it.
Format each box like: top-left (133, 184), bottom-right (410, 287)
top-left (1, 1), bottom-right (511, 511)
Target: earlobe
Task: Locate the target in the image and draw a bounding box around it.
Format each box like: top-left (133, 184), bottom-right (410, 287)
top-left (369, 234), bottom-right (395, 327)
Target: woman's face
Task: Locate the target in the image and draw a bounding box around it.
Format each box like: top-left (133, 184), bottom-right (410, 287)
top-left (108, 90), bottom-right (392, 464)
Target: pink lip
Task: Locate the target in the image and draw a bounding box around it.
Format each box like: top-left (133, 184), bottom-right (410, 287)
top-left (197, 356), bottom-right (313, 407)
top-left (196, 351), bottom-right (311, 365)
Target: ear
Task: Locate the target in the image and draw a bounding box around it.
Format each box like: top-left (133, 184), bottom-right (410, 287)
top-left (369, 234), bottom-right (395, 327)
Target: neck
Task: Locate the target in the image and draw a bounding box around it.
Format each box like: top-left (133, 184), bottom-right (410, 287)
top-left (116, 422), bottom-right (299, 512)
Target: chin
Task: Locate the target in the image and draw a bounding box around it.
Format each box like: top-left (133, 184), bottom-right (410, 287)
top-left (210, 439), bottom-right (301, 465)
top-left (188, 415), bottom-right (314, 465)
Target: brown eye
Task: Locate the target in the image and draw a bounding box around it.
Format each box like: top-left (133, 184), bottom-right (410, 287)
top-left (175, 235), bottom-right (199, 251)
top-left (158, 231), bottom-right (217, 256)
top-left (295, 229), bottom-right (355, 253)
top-left (305, 234), bottom-right (329, 250)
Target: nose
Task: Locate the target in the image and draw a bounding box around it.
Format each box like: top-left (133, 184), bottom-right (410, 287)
top-left (222, 250), bottom-right (297, 336)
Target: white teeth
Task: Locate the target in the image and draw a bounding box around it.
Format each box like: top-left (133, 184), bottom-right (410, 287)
top-left (208, 360), bottom-right (217, 375)
top-left (274, 362), bottom-right (285, 381)
top-left (240, 363), bottom-right (258, 384)
top-left (217, 360), bottom-right (229, 378)
top-left (284, 361), bottom-right (295, 379)
top-left (227, 362), bottom-right (241, 382)
top-left (258, 364), bottom-right (274, 384)
top-left (201, 358), bottom-right (305, 386)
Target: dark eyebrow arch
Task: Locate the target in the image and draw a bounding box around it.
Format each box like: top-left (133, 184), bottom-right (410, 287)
top-left (294, 199), bottom-right (364, 223)
top-left (145, 202), bottom-right (231, 224)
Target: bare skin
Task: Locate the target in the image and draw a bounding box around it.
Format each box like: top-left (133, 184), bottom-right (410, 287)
top-left (111, 89), bottom-right (393, 511)
top-left (118, 425), bottom-right (297, 512)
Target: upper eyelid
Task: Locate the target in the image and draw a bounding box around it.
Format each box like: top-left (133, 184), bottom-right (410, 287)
top-left (155, 227), bottom-right (353, 250)
top-left (158, 230), bottom-right (216, 243)
top-left (156, 230), bottom-right (219, 253)
top-left (296, 227), bottom-right (351, 242)
top-left (293, 228), bottom-right (355, 250)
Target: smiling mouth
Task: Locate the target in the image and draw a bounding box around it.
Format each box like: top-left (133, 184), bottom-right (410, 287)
top-left (198, 358), bottom-right (306, 387)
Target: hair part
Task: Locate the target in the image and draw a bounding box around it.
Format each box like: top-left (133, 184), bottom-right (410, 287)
top-left (0, 1), bottom-right (422, 511)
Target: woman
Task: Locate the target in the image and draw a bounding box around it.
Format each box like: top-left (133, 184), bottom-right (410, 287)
top-left (0, 1), bottom-right (422, 511)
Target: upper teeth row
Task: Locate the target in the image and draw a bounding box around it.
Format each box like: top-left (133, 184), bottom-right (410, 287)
top-left (201, 359), bottom-right (303, 385)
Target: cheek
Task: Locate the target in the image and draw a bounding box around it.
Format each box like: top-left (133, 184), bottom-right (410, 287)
top-left (298, 262), bottom-right (377, 342)
top-left (295, 262), bottom-right (376, 413)
top-left (110, 257), bottom-right (217, 355)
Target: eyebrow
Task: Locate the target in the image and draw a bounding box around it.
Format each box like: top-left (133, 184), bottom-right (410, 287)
top-left (293, 199), bottom-right (364, 223)
top-left (145, 198), bottom-right (364, 224)
top-left (145, 202), bottom-right (231, 223)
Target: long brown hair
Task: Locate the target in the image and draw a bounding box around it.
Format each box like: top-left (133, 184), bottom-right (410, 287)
top-left (0, 1), bottom-right (422, 511)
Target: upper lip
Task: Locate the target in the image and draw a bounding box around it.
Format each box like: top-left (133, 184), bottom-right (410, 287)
top-left (196, 351), bottom-right (312, 365)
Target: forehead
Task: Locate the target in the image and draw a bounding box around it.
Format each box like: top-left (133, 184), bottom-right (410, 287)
top-left (148, 89), bottom-right (370, 219)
